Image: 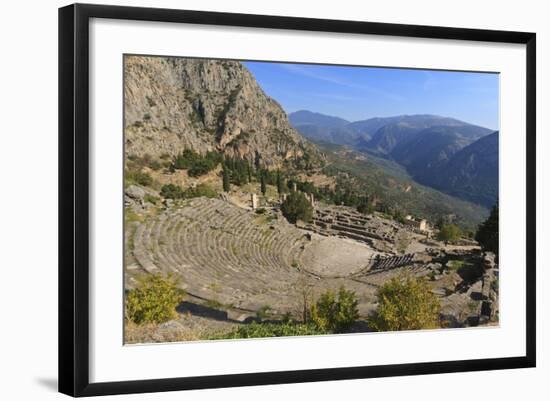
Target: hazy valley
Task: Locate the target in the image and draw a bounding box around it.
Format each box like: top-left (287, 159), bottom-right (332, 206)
top-left (289, 110), bottom-right (498, 209)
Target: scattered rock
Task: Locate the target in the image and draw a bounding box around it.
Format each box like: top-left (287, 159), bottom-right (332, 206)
top-left (125, 184), bottom-right (146, 200)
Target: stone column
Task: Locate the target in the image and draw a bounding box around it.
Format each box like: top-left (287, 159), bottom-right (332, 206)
top-left (251, 193), bottom-right (258, 210)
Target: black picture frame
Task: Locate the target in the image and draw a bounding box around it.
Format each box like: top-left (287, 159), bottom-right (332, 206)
top-left (59, 3), bottom-right (536, 397)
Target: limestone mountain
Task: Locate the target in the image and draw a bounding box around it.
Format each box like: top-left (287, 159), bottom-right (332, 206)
top-left (124, 56), bottom-right (322, 169)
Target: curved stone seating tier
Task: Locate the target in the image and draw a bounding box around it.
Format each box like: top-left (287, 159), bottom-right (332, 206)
top-left (126, 198), bottom-right (329, 313)
top-left (370, 253), bottom-right (415, 272)
top-left (125, 198), bottom-right (435, 317)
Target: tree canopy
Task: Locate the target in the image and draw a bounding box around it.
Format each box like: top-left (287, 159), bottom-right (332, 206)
top-left (475, 203), bottom-right (499, 254)
top-left (281, 191), bottom-right (313, 224)
top-left (437, 223), bottom-right (462, 244)
top-left (368, 276), bottom-right (441, 331)
top-left (125, 273), bottom-right (183, 324)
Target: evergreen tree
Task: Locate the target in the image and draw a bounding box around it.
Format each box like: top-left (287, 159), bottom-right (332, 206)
top-left (247, 163), bottom-right (252, 183)
top-left (435, 217), bottom-right (445, 230)
top-left (222, 166), bottom-right (230, 192)
top-left (276, 170), bottom-right (284, 195)
top-left (281, 191), bottom-right (313, 224)
top-left (475, 203), bottom-right (499, 254)
top-left (254, 152), bottom-right (261, 171)
top-left (260, 172), bottom-right (267, 196)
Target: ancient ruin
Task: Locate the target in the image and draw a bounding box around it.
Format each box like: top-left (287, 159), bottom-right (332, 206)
top-left (125, 187), bottom-right (498, 330)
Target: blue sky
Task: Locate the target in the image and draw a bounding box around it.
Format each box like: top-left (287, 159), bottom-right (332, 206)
top-left (243, 61), bottom-right (499, 130)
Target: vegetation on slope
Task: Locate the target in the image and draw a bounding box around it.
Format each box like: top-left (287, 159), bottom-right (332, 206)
top-left (368, 276), bottom-right (441, 331)
top-left (281, 191), bottom-right (313, 223)
top-left (476, 203), bottom-right (499, 254)
top-left (309, 287), bottom-right (359, 333)
top-left (316, 142), bottom-right (489, 228)
top-left (126, 274), bottom-right (184, 324)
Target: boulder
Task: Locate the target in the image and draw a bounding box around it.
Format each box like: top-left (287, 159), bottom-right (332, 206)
top-left (483, 252), bottom-right (497, 270)
top-left (125, 185), bottom-right (146, 200)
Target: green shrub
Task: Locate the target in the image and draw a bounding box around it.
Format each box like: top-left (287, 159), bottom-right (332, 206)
top-left (144, 194), bottom-right (160, 204)
top-left (148, 160), bottom-right (162, 171)
top-left (160, 183), bottom-right (217, 200)
top-left (172, 149), bottom-right (221, 176)
top-left (125, 273), bottom-right (183, 324)
top-left (126, 169), bottom-right (153, 187)
top-left (310, 287), bottom-right (359, 333)
top-left (183, 183), bottom-right (217, 199)
top-left (357, 202), bottom-right (374, 215)
top-left (125, 154), bottom-right (163, 173)
top-left (209, 322), bottom-right (326, 340)
top-left (256, 305), bottom-right (272, 320)
top-left (160, 183), bottom-right (184, 199)
top-left (188, 159), bottom-right (214, 177)
top-left (281, 191), bottom-right (313, 224)
top-left (368, 276), bottom-right (440, 331)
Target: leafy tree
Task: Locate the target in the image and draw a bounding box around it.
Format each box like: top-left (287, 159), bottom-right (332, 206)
top-left (310, 287), bottom-right (359, 333)
top-left (437, 223), bottom-right (462, 244)
top-left (281, 191), bottom-right (313, 224)
top-left (260, 172), bottom-right (267, 196)
top-left (222, 166), bottom-right (230, 192)
top-left (475, 203), bottom-right (499, 254)
top-left (125, 273), bottom-right (183, 324)
top-left (368, 276), bottom-right (440, 331)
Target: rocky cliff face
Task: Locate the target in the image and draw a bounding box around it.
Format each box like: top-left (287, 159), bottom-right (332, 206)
top-left (124, 56), bottom-right (322, 168)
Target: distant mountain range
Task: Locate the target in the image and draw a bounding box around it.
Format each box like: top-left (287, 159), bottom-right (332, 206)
top-left (289, 110), bottom-right (498, 208)
top-left (423, 131), bottom-right (499, 208)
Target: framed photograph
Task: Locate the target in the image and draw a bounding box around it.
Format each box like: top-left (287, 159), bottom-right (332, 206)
top-left (59, 3), bottom-right (536, 397)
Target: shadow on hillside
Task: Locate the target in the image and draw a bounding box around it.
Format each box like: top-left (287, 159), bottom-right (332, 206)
top-left (177, 301), bottom-right (235, 322)
top-left (346, 320), bottom-right (376, 334)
